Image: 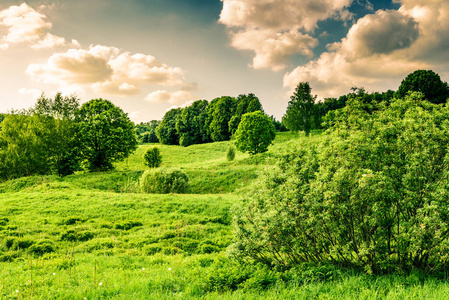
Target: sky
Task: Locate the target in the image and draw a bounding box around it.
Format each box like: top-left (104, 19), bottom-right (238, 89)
top-left (1, 0), bottom-right (448, 123)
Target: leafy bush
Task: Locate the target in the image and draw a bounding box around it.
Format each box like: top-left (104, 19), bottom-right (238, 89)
top-left (140, 168), bottom-right (189, 194)
top-left (231, 94), bottom-right (449, 274)
top-left (29, 239), bottom-right (55, 256)
top-left (234, 111), bottom-right (276, 155)
top-left (60, 229), bottom-right (94, 242)
top-left (143, 147), bottom-right (162, 168)
top-left (114, 220), bottom-right (143, 230)
top-left (226, 145), bottom-right (236, 161)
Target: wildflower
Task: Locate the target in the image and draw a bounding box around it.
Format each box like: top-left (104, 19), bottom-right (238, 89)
top-left (99, 282), bottom-right (103, 286)
top-left (168, 267), bottom-right (172, 271)
top-left (142, 267), bottom-right (145, 271)
top-left (53, 273), bottom-right (56, 276)
top-left (15, 290), bottom-right (19, 293)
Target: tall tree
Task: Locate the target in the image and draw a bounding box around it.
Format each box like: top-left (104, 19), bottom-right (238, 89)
top-left (282, 82), bottom-right (316, 134)
top-left (396, 69), bottom-right (449, 104)
top-left (207, 96), bottom-right (236, 142)
top-left (176, 100), bottom-right (209, 146)
top-left (234, 111), bottom-right (276, 155)
top-left (75, 99), bottom-right (137, 172)
top-left (156, 108), bottom-right (182, 145)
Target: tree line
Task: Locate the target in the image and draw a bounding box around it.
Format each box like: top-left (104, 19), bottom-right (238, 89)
top-left (0, 94), bottom-right (137, 181)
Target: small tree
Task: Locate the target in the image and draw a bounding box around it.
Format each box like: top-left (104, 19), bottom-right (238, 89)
top-left (396, 69), bottom-right (449, 104)
top-left (143, 147), bottom-right (162, 168)
top-left (226, 144), bottom-right (236, 161)
top-left (234, 111), bottom-right (275, 155)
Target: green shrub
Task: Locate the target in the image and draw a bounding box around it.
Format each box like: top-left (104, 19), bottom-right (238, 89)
top-left (60, 229), bottom-right (94, 242)
top-left (114, 220), bottom-right (143, 230)
top-left (143, 147), bottom-right (162, 168)
top-left (0, 217), bottom-right (8, 226)
top-left (226, 144), bottom-right (236, 161)
top-left (143, 244), bottom-right (162, 255)
top-left (140, 168), bottom-right (189, 194)
top-left (29, 239), bottom-right (55, 256)
top-left (231, 94), bottom-right (449, 274)
top-left (60, 216), bottom-right (84, 225)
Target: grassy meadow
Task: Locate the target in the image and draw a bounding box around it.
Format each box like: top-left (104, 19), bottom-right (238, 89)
top-left (1, 131), bottom-right (449, 299)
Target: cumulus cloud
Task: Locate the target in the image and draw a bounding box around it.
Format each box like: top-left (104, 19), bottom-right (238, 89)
top-left (0, 3), bottom-right (78, 49)
top-left (219, 0), bottom-right (353, 71)
top-left (230, 29), bottom-right (318, 71)
top-left (145, 82), bottom-right (199, 105)
top-left (284, 0), bottom-right (449, 98)
top-left (27, 45), bottom-right (187, 96)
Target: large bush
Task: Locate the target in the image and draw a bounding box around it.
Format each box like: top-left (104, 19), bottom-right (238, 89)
top-left (140, 168), bottom-right (189, 194)
top-left (143, 147), bottom-right (162, 168)
top-left (234, 111), bottom-right (276, 155)
top-left (231, 93), bottom-right (449, 274)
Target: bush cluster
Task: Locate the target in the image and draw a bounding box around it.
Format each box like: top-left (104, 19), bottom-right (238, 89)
top-left (140, 168), bottom-right (189, 194)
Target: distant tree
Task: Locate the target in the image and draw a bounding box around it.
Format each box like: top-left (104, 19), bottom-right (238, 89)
top-left (135, 120), bottom-right (160, 144)
top-left (176, 100), bottom-right (209, 146)
top-left (226, 144), bottom-right (236, 161)
top-left (207, 96), bottom-right (237, 142)
top-left (282, 82), bottom-right (316, 134)
top-left (143, 147), bottom-right (162, 168)
top-left (234, 111), bottom-right (276, 155)
top-left (269, 115), bottom-right (287, 132)
top-left (75, 99), bottom-right (137, 172)
top-left (156, 108), bottom-right (182, 145)
top-left (228, 93), bottom-right (263, 135)
top-left (396, 70), bottom-right (449, 104)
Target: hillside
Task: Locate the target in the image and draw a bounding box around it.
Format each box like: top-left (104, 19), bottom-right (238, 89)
top-left (1, 131), bottom-right (449, 299)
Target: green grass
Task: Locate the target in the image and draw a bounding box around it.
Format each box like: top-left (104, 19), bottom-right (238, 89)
top-left (1, 131), bottom-right (449, 299)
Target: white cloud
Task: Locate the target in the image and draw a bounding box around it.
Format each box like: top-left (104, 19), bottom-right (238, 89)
top-left (230, 29), bottom-right (318, 71)
top-left (0, 3), bottom-right (77, 49)
top-left (145, 82), bottom-right (199, 105)
top-left (283, 1), bottom-right (449, 98)
top-left (18, 88), bottom-right (43, 99)
top-left (219, 0), bottom-right (353, 70)
top-left (27, 45), bottom-right (187, 96)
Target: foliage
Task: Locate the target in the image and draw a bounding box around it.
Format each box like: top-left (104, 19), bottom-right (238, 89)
top-left (207, 96), bottom-right (237, 142)
top-left (75, 99), bottom-right (137, 172)
top-left (234, 111), bottom-right (276, 155)
top-left (282, 82), bottom-right (316, 134)
top-left (269, 115), bottom-right (287, 132)
top-left (143, 147), bottom-right (162, 168)
top-left (228, 94), bottom-right (263, 135)
top-left (156, 108), bottom-right (182, 145)
top-left (0, 113), bottom-right (4, 125)
top-left (135, 120), bottom-right (160, 143)
top-left (226, 145), bottom-right (236, 161)
top-left (140, 168), bottom-right (189, 193)
top-left (232, 93), bottom-right (449, 274)
top-left (176, 100), bottom-right (210, 146)
top-left (396, 69), bottom-right (449, 104)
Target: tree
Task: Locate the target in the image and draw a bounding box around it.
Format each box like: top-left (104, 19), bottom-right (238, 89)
top-left (228, 93), bottom-right (263, 135)
top-left (143, 147), bottom-right (162, 168)
top-left (396, 69), bottom-right (449, 104)
top-left (135, 120), bottom-right (160, 144)
top-left (176, 100), bottom-right (209, 146)
top-left (156, 108), bottom-right (182, 145)
top-left (231, 93), bottom-right (449, 274)
top-left (207, 96), bottom-right (237, 142)
top-left (75, 99), bottom-right (137, 172)
top-left (0, 113), bottom-right (5, 125)
top-left (234, 111), bottom-right (276, 155)
top-left (282, 82), bottom-right (316, 134)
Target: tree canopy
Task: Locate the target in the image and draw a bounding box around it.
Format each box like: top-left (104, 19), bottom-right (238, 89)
top-left (156, 108), bottom-right (182, 145)
top-left (282, 82), bottom-right (316, 134)
top-left (234, 111), bottom-right (276, 155)
top-left (396, 69), bottom-right (449, 104)
top-left (75, 99), bottom-right (137, 172)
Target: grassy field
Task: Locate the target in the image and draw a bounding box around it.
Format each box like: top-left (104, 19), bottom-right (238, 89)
top-left (1, 131), bottom-right (449, 299)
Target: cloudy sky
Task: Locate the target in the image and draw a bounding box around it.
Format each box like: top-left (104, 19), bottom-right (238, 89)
top-left (1, 0), bottom-right (448, 122)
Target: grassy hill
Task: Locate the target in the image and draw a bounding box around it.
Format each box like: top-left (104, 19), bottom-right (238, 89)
top-left (1, 131), bottom-right (449, 299)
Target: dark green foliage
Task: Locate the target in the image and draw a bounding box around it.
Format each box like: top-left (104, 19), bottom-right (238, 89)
top-left (60, 216), bottom-right (84, 225)
top-left (135, 120), bottom-right (160, 144)
top-left (0, 217), bottom-right (8, 226)
top-left (0, 113), bottom-right (4, 125)
top-left (29, 239), bottom-right (55, 256)
top-left (396, 70), bottom-right (449, 104)
top-left (234, 111), bottom-right (276, 155)
top-left (114, 220), bottom-right (143, 230)
top-left (156, 108), bottom-right (182, 145)
top-left (140, 168), bottom-right (189, 194)
top-left (282, 82), bottom-right (316, 134)
top-left (207, 96), bottom-right (237, 142)
top-left (143, 147), bottom-right (162, 168)
top-left (228, 93), bottom-right (263, 135)
top-left (226, 144), bottom-right (236, 161)
top-left (232, 93), bottom-right (449, 274)
top-left (60, 230), bottom-right (94, 242)
top-left (176, 100), bottom-right (210, 146)
top-left (75, 99), bottom-right (137, 172)
top-left (269, 115), bottom-right (287, 132)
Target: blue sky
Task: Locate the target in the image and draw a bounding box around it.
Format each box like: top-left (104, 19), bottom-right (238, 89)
top-left (0, 0), bottom-right (448, 122)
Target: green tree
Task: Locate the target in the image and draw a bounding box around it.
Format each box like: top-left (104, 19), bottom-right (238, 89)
top-left (234, 111), bottom-right (276, 155)
top-left (207, 96), bottom-right (236, 142)
top-left (135, 120), bottom-right (160, 144)
top-left (0, 113), bottom-right (5, 125)
top-left (396, 69), bottom-right (449, 104)
top-left (228, 93), bottom-right (263, 135)
top-left (156, 108), bottom-right (182, 145)
top-left (226, 144), bottom-right (236, 161)
top-left (75, 99), bottom-right (137, 172)
top-left (231, 93), bottom-right (449, 274)
top-left (176, 100), bottom-right (209, 146)
top-left (143, 147), bottom-right (162, 168)
top-left (282, 82), bottom-right (316, 134)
